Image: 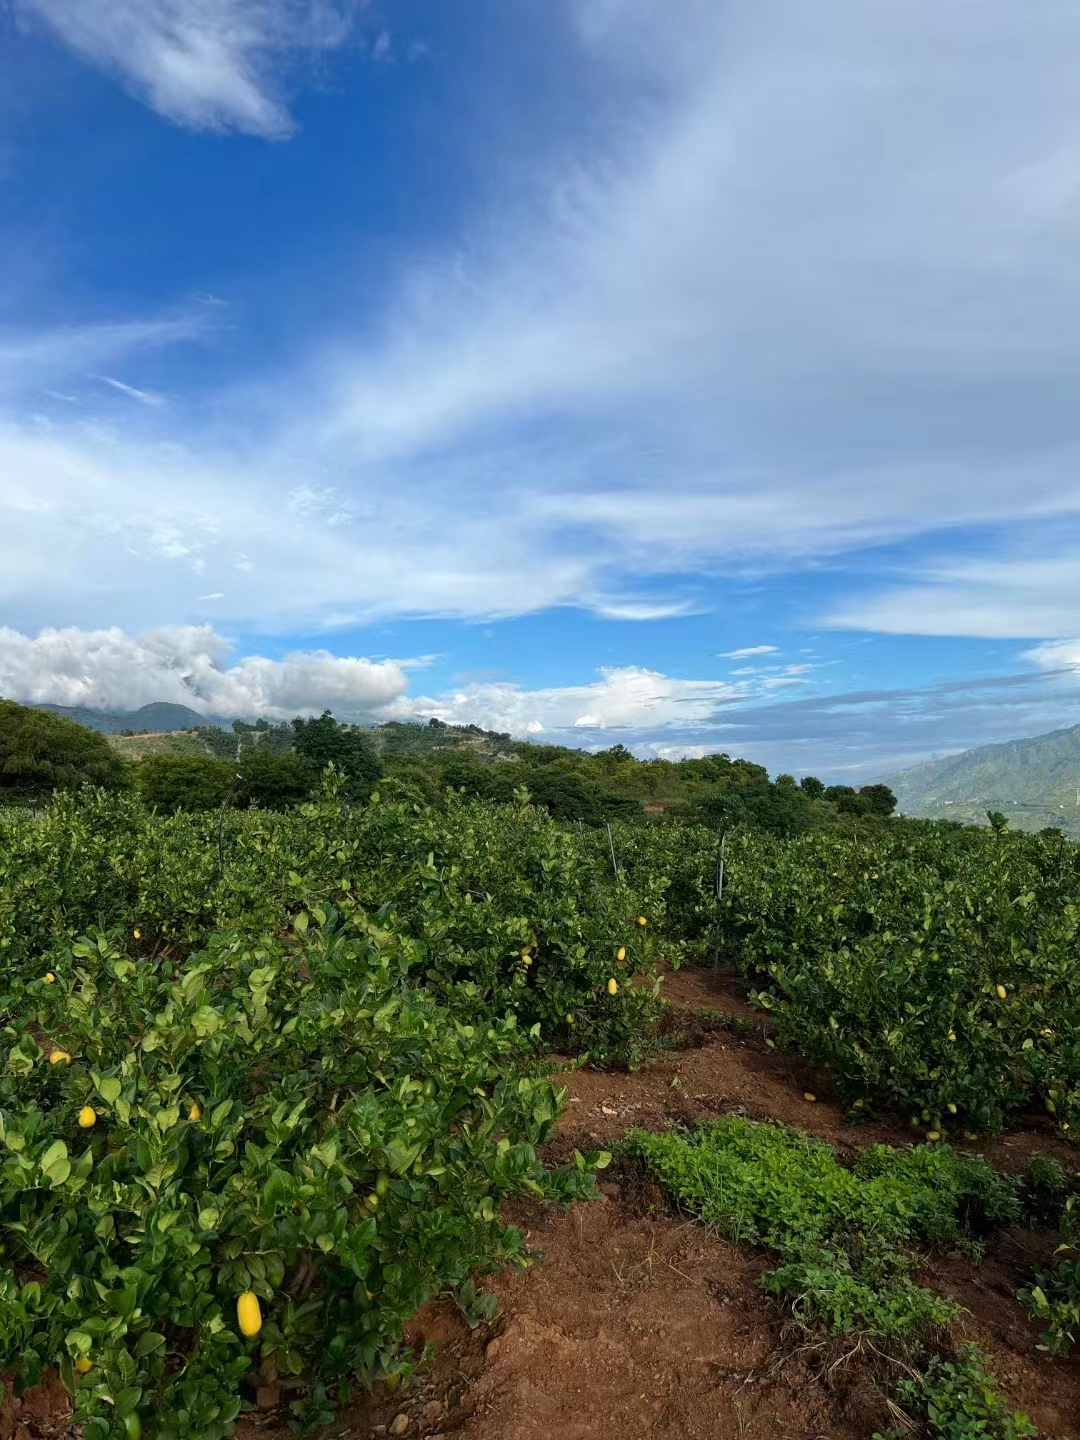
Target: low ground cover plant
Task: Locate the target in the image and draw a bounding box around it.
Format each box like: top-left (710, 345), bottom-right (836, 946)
top-left (879, 1346), bottom-right (1038, 1440)
top-left (627, 1118), bottom-right (1017, 1341)
top-left (629, 1119), bottom-right (1046, 1437)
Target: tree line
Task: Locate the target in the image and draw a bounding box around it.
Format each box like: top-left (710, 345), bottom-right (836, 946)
top-left (0, 700), bottom-right (896, 835)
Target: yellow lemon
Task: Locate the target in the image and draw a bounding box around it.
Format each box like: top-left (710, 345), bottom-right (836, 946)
top-left (636, 915), bottom-right (647, 927)
top-left (947, 1103), bottom-right (957, 1114)
top-left (49, 1049), bottom-right (72, 1066)
top-left (607, 977), bottom-right (618, 996)
top-left (852, 1098), bottom-right (863, 1108)
top-left (616, 947), bottom-right (626, 963)
top-left (189, 1101), bottom-right (201, 1121)
top-left (948, 1031), bottom-right (956, 1042)
top-left (74, 1356), bottom-right (93, 1375)
top-left (77, 1106), bottom-right (96, 1128)
top-left (236, 1291), bottom-right (262, 1337)
top-left (520, 948), bottom-right (531, 960)
top-left (566, 1013), bottom-right (574, 1025)
top-left (996, 984), bottom-right (1007, 999)
top-left (44, 972), bottom-right (56, 984)
top-left (926, 1131), bottom-right (941, 1142)
top-left (1041, 1028), bottom-right (1054, 1037)
top-left (134, 928), bottom-right (141, 939)
top-left (366, 1192), bottom-right (380, 1210)
top-left (803, 1092), bottom-right (817, 1103)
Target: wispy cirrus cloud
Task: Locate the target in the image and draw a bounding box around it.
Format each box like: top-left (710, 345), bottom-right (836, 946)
top-left (6, 0), bottom-right (1080, 682)
top-left (827, 546), bottom-right (1080, 640)
top-left (11, 0), bottom-right (362, 137)
top-left (0, 315), bottom-right (206, 397)
top-left (96, 375), bottom-right (167, 407)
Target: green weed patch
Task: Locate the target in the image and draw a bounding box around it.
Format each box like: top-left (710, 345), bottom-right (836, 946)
top-left (627, 1118), bottom-right (1018, 1341)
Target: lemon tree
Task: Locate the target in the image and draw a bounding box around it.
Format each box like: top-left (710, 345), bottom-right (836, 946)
top-left (0, 921), bottom-right (606, 1439)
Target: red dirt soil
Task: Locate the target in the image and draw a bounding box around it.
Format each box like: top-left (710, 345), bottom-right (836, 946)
top-left (8, 964), bottom-right (1080, 1440)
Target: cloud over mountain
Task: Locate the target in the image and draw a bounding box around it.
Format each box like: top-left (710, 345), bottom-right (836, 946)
top-left (0, 625), bottom-right (408, 718)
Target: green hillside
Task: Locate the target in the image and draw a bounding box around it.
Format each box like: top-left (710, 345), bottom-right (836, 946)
top-left (885, 723), bottom-right (1080, 832)
top-left (34, 701), bottom-right (220, 733)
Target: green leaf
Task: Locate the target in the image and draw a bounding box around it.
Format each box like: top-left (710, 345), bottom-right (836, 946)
top-left (115, 1387), bottom-right (143, 1419)
top-left (39, 1139), bottom-right (67, 1174)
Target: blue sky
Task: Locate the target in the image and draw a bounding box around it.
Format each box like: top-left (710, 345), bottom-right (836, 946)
top-left (2, 0), bottom-right (1080, 779)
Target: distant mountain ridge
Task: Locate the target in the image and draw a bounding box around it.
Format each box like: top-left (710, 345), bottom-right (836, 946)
top-left (31, 702), bottom-right (226, 734)
top-left (885, 722), bottom-right (1080, 832)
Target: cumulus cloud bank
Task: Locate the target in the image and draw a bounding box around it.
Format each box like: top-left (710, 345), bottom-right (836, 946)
top-left (0, 627), bottom-right (813, 738)
top-left (408, 664), bottom-right (806, 737)
top-left (12, 0), bottom-right (359, 137)
top-left (0, 625), bottom-right (408, 719)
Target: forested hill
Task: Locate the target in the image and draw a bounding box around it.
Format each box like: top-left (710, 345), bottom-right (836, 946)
top-left (885, 723), bottom-right (1080, 832)
top-left (34, 701), bottom-right (217, 733)
top-left (0, 699), bottom-right (898, 832)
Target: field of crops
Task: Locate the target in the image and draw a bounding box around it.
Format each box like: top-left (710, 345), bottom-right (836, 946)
top-left (3, 785), bottom-right (1080, 1437)
top-left (612, 819), bottom-right (1080, 1136)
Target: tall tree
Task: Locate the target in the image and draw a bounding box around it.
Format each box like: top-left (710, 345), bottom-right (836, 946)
top-left (0, 701), bottom-right (130, 802)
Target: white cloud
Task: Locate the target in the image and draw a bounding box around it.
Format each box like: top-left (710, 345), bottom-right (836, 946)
top-left (6, 1), bottom-right (1080, 644)
top-left (0, 626), bottom-right (816, 741)
top-left (0, 315), bottom-right (205, 397)
top-left (96, 375), bottom-right (167, 407)
top-left (828, 553), bottom-right (1080, 639)
top-left (0, 624), bottom-right (408, 718)
top-left (1025, 639), bottom-right (1080, 676)
top-left (13, 0), bottom-right (359, 137)
top-left (401, 663), bottom-right (807, 736)
top-left (723, 645), bottom-right (778, 659)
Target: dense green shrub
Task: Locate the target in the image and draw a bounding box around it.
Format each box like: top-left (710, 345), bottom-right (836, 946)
top-left (0, 783), bottom-right (665, 1063)
top-left (610, 819), bottom-right (1080, 1134)
top-left (291, 712), bottom-right (381, 799)
top-left (0, 923), bottom-right (605, 1438)
top-left (0, 701), bottom-right (130, 802)
top-left (138, 756), bottom-right (237, 812)
top-left (235, 750), bottom-right (318, 810)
